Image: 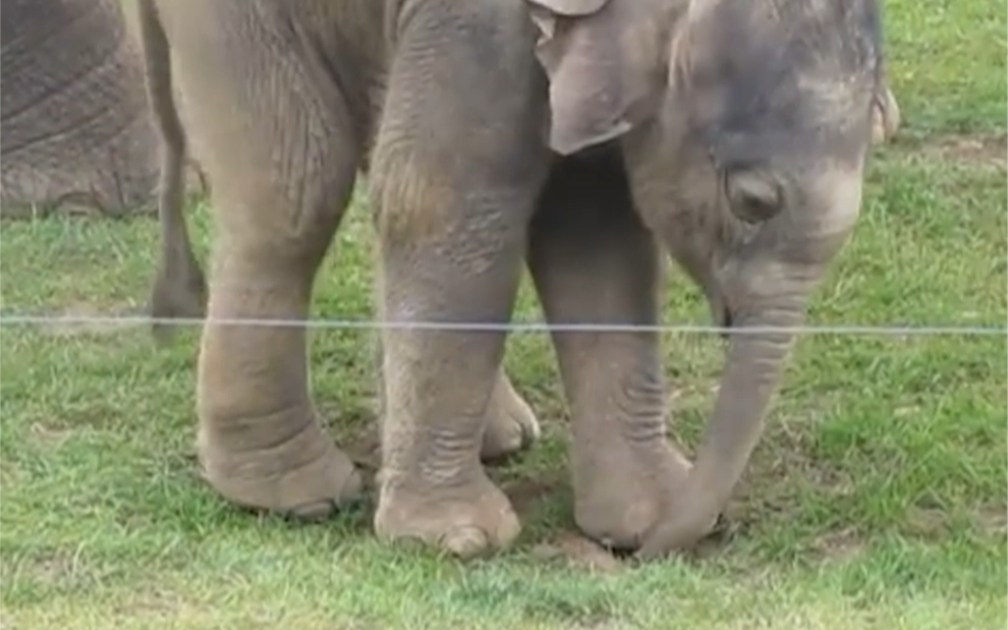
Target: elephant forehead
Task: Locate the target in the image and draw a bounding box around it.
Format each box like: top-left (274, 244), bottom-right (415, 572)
top-left (692, 0), bottom-right (882, 136)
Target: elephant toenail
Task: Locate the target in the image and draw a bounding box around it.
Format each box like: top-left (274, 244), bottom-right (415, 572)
top-left (388, 535), bottom-right (429, 553)
top-left (441, 526), bottom-right (491, 559)
top-left (339, 468), bottom-right (365, 500)
top-left (283, 499), bottom-right (335, 521)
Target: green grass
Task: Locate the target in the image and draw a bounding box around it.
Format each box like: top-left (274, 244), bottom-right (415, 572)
top-left (2, 4), bottom-right (1006, 629)
top-left (885, 0), bottom-right (1007, 135)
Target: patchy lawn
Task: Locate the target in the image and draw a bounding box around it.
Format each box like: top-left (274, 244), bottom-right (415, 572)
top-left (1, 1), bottom-right (1005, 628)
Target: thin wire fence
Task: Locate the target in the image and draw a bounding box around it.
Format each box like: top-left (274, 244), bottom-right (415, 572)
top-left (0, 313), bottom-right (1004, 337)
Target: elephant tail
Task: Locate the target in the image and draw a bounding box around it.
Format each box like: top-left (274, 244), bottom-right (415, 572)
top-left (138, 0), bottom-right (209, 343)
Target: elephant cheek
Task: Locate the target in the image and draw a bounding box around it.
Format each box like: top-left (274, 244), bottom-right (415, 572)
top-left (780, 170), bottom-right (865, 269)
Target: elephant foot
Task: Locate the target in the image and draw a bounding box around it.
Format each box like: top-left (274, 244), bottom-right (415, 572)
top-left (374, 470), bottom-right (521, 559)
top-left (574, 441), bottom-right (699, 551)
top-left (198, 415), bottom-right (363, 520)
top-left (480, 373), bottom-right (541, 460)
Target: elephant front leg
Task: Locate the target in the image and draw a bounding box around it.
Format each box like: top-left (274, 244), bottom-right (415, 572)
top-left (528, 163), bottom-right (692, 550)
top-left (366, 0), bottom-right (550, 557)
top-left (369, 158), bottom-right (538, 554)
top-left (372, 235), bottom-right (530, 557)
top-left (185, 98), bottom-right (364, 521)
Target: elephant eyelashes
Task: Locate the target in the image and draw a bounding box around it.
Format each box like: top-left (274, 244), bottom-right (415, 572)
top-left (723, 169), bottom-right (783, 224)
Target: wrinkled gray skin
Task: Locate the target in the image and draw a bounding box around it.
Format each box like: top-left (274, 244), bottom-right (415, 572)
top-left (0, 0), bottom-right (158, 216)
top-left (0, 0), bottom-right (207, 218)
top-left (139, 0), bottom-right (886, 559)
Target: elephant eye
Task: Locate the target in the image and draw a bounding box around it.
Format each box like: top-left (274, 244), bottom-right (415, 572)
top-left (723, 168), bottom-right (783, 224)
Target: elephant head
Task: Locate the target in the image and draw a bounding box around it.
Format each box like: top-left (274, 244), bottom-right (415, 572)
top-left (528, 0), bottom-right (882, 554)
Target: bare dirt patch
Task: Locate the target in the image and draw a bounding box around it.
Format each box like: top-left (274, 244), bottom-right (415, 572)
top-left (972, 503), bottom-right (1007, 538)
top-left (904, 504), bottom-right (952, 540)
top-left (503, 474), bottom-right (633, 572)
top-left (108, 587), bottom-right (191, 622)
top-left (906, 132), bottom-right (1007, 168)
top-left (12, 549), bottom-right (99, 588)
top-left (811, 527), bottom-right (866, 562)
top-left (530, 533), bottom-right (626, 574)
top-left (26, 552), bottom-right (75, 584)
top-left (27, 422), bottom-right (73, 448)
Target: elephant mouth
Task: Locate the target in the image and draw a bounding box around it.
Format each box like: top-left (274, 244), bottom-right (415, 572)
top-left (705, 289), bottom-right (733, 339)
top-left (719, 306), bottom-right (733, 340)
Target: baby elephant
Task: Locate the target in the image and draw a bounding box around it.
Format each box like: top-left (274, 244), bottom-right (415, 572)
top-left (137, 0), bottom-right (885, 560)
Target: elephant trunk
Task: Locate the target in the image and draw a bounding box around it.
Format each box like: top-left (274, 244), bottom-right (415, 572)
top-left (638, 262), bottom-right (823, 559)
top-left (687, 292), bottom-right (806, 524)
top-left (683, 179), bottom-right (862, 522)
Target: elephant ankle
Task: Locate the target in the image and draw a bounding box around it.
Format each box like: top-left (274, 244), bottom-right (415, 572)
top-left (198, 401), bottom-right (320, 456)
top-left (377, 459), bottom-right (482, 495)
top-left (379, 421), bottom-right (484, 489)
top-left (198, 419), bottom-right (363, 516)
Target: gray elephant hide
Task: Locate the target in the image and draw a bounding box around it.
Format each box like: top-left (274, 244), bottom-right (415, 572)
top-left (0, 0), bottom-right (204, 218)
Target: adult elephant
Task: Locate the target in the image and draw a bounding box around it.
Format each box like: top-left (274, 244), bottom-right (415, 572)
top-left (138, 0), bottom-right (887, 559)
top-left (0, 0), bottom-right (205, 218)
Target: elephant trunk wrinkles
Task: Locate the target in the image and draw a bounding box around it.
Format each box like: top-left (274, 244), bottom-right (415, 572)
top-left (689, 297), bottom-right (805, 517)
top-left (681, 205), bottom-right (859, 526)
top-left (638, 290), bottom-right (806, 558)
top-left (638, 281), bottom-right (810, 558)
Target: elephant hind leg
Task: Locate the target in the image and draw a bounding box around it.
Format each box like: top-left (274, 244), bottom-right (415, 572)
top-left (168, 21), bottom-right (365, 517)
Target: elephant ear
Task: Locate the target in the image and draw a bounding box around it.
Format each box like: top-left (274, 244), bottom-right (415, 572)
top-left (527, 0), bottom-right (663, 155)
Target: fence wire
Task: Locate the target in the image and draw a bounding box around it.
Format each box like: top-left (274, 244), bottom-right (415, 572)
top-left (0, 313), bottom-right (1004, 337)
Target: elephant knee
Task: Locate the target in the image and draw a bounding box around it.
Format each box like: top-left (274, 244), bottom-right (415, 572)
top-left (368, 146), bottom-right (458, 246)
